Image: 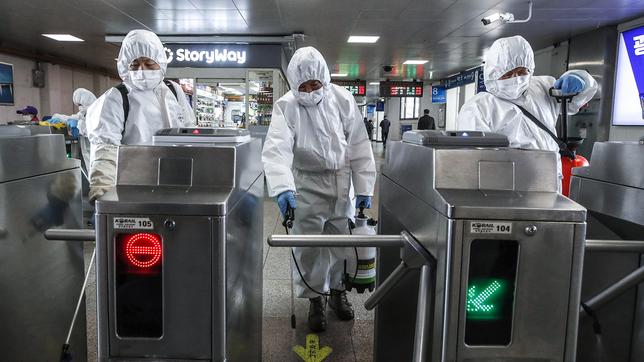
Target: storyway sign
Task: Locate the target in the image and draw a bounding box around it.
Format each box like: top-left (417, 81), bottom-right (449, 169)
top-left (164, 44), bottom-right (282, 68)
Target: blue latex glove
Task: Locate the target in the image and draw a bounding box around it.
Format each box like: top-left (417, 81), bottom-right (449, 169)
top-left (277, 190), bottom-right (296, 217)
top-left (554, 74), bottom-right (585, 95)
top-left (356, 195), bottom-right (372, 209)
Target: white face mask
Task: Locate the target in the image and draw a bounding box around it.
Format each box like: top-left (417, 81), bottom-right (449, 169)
top-left (297, 88), bottom-right (325, 107)
top-left (22, 115), bottom-right (33, 121)
top-left (128, 69), bottom-right (164, 91)
top-left (491, 75), bottom-right (531, 100)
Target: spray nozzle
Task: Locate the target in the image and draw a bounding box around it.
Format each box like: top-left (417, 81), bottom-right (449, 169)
top-left (282, 206), bottom-right (295, 229)
top-left (358, 204), bottom-right (366, 219)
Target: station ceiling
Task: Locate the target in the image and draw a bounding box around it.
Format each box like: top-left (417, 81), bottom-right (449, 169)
top-left (0, 0), bottom-right (642, 81)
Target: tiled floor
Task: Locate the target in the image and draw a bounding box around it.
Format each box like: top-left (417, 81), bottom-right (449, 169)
top-left (83, 140), bottom-right (387, 362)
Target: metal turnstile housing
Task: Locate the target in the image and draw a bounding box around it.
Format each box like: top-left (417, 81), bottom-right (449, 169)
top-left (0, 133), bottom-right (86, 360)
top-left (95, 138), bottom-right (263, 361)
top-left (376, 134), bottom-right (586, 361)
top-left (570, 141), bottom-right (644, 361)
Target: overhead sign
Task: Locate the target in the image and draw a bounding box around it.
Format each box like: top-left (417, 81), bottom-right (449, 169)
top-left (331, 80), bottom-right (366, 96)
top-left (431, 86), bottom-right (446, 103)
top-left (623, 26), bottom-right (644, 118)
top-left (164, 44), bottom-right (282, 68)
top-left (476, 68), bottom-right (487, 93)
top-left (444, 67), bottom-right (480, 89)
top-left (379, 81), bottom-right (424, 97)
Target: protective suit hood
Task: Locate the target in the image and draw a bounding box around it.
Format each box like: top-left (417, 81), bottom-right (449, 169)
top-left (286, 47), bottom-right (331, 103)
top-left (484, 36), bottom-right (535, 96)
top-left (117, 29), bottom-right (168, 83)
top-left (73, 88), bottom-right (96, 109)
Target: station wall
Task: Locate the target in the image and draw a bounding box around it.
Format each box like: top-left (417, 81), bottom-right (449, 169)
top-left (0, 52), bottom-right (119, 124)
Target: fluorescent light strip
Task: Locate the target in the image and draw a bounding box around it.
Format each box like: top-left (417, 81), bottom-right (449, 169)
top-left (348, 36), bottom-right (380, 43)
top-left (369, 82), bottom-right (380, 85)
top-left (403, 59), bottom-right (428, 65)
top-left (42, 34), bottom-right (84, 42)
top-left (331, 73), bottom-right (348, 77)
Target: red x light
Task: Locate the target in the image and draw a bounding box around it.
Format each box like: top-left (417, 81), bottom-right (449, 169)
top-left (122, 233), bottom-right (162, 269)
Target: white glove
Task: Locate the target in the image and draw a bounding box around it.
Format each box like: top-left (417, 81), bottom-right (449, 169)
top-left (89, 143), bottom-right (118, 203)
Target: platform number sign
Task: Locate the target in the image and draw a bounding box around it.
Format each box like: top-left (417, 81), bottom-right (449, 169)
top-left (431, 86), bottom-right (446, 103)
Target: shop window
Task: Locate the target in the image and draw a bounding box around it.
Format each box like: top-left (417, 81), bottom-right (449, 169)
top-left (399, 97), bottom-right (420, 120)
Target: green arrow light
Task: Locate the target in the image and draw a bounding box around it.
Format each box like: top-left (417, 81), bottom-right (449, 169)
top-left (466, 279), bottom-right (508, 320)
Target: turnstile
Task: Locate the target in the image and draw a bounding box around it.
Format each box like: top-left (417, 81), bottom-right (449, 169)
top-left (375, 131), bottom-right (587, 361)
top-left (94, 128), bottom-right (264, 361)
top-left (0, 131), bottom-right (86, 360)
top-left (570, 141), bottom-right (644, 361)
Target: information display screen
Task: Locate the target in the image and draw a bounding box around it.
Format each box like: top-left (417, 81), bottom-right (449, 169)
top-left (465, 239), bottom-right (519, 346)
top-left (379, 81), bottom-right (424, 97)
top-left (612, 24), bottom-right (644, 125)
top-left (331, 80), bottom-right (367, 96)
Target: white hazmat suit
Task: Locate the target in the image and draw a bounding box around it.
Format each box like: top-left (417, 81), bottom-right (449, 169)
top-left (262, 47), bottom-right (376, 298)
top-left (457, 35), bottom-right (598, 191)
top-left (86, 29), bottom-right (196, 201)
top-left (72, 88), bottom-right (97, 170)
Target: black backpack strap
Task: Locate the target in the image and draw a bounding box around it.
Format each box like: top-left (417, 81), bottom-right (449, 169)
top-left (114, 83), bottom-right (129, 138)
top-left (506, 101), bottom-right (574, 159)
top-left (164, 80), bottom-right (178, 100)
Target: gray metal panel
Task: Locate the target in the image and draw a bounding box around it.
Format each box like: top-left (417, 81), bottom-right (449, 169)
top-left (570, 141), bottom-right (644, 362)
top-left (96, 186), bottom-right (233, 216)
top-left (633, 254), bottom-right (644, 360)
top-left (0, 168), bottom-right (86, 360)
top-left (571, 177), bottom-right (644, 227)
top-left (116, 144), bottom-right (236, 187)
top-left (456, 221), bottom-right (578, 361)
top-left (401, 130), bottom-right (509, 147)
top-left (224, 174), bottom-right (263, 361)
top-left (573, 142), bottom-right (644, 191)
top-left (375, 175), bottom-right (452, 362)
top-left (567, 26), bottom-right (618, 159)
top-left (105, 215), bottom-right (214, 359)
top-left (565, 223), bottom-right (587, 362)
top-left (433, 148), bottom-right (558, 192)
top-left (439, 190), bottom-right (587, 222)
top-left (0, 134), bottom-right (79, 183)
top-left (382, 142), bottom-right (561, 218)
top-left (98, 139), bottom-right (264, 216)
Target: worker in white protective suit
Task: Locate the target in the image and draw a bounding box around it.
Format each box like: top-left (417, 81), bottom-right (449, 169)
top-left (457, 35), bottom-right (598, 191)
top-left (262, 47), bottom-right (376, 332)
top-left (72, 88), bottom-right (97, 172)
top-left (86, 29), bottom-right (196, 202)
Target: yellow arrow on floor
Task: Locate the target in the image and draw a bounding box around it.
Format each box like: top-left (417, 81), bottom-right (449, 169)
top-left (293, 333), bottom-right (333, 362)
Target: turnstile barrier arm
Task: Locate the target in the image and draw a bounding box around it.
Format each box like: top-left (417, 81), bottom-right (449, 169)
top-left (585, 239), bottom-right (644, 253)
top-left (581, 239), bottom-right (644, 320)
top-left (267, 231), bottom-right (434, 362)
top-left (44, 228), bottom-right (96, 242)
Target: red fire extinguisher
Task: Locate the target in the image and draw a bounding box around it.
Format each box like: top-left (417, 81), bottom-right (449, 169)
top-left (560, 138), bottom-right (589, 196)
top-left (550, 88), bottom-right (589, 196)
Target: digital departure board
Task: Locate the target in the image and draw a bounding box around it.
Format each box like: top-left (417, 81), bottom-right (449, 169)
top-left (379, 81), bottom-right (424, 97)
top-left (331, 80), bottom-right (367, 96)
top-left (465, 239), bottom-right (518, 346)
